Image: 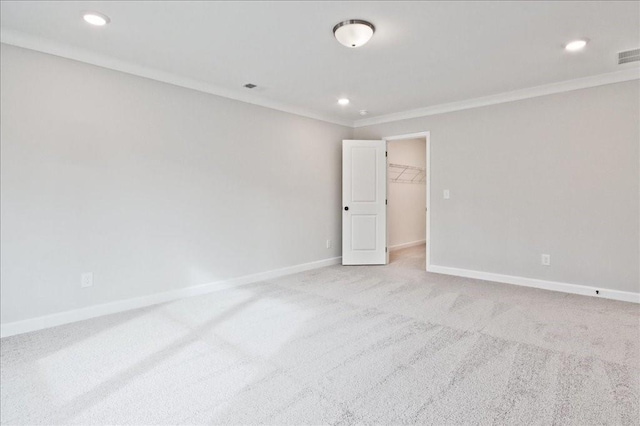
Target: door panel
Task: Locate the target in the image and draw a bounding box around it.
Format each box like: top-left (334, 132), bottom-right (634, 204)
top-left (352, 215), bottom-right (377, 250)
top-left (351, 147), bottom-right (378, 202)
top-left (342, 140), bottom-right (387, 265)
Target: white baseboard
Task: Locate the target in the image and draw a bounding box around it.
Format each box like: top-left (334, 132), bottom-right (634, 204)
top-left (0, 256), bottom-right (342, 338)
top-left (427, 265), bottom-right (640, 304)
top-left (389, 239), bottom-right (426, 252)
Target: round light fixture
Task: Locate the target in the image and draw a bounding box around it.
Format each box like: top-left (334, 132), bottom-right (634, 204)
top-left (359, 110), bottom-right (369, 116)
top-left (82, 11), bottom-right (110, 26)
top-left (333, 20), bottom-right (375, 48)
top-left (338, 98), bottom-right (350, 106)
top-left (565, 39), bottom-right (588, 52)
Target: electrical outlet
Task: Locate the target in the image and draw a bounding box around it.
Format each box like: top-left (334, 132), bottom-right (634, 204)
top-left (541, 254), bottom-right (551, 266)
top-left (443, 189), bottom-right (450, 199)
top-left (81, 272), bottom-right (93, 288)
top-left (326, 239), bottom-right (332, 249)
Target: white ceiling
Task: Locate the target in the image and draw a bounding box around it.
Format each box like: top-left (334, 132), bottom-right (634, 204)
top-left (1, 1), bottom-right (639, 126)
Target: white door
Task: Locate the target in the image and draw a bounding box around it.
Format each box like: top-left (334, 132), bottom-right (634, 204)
top-left (342, 140), bottom-right (387, 265)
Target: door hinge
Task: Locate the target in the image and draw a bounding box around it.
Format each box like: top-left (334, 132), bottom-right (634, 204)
top-left (386, 199), bottom-right (388, 205)
top-left (385, 151), bottom-right (388, 157)
top-left (385, 247), bottom-right (388, 252)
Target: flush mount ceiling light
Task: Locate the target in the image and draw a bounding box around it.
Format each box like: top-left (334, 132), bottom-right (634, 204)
top-left (333, 19), bottom-right (375, 48)
top-left (338, 98), bottom-right (350, 106)
top-left (565, 39), bottom-right (588, 52)
top-left (359, 110), bottom-right (369, 116)
top-left (82, 11), bottom-right (110, 26)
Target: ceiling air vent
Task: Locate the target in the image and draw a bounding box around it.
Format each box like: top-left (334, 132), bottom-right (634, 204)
top-left (618, 49), bottom-right (640, 65)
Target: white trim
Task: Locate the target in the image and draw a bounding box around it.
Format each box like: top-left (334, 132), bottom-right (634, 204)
top-left (0, 30), bottom-right (353, 128)
top-left (3, 28), bottom-right (639, 130)
top-left (385, 140), bottom-right (390, 265)
top-left (0, 256), bottom-right (342, 338)
top-left (426, 135), bottom-right (431, 270)
top-left (427, 265), bottom-right (640, 304)
top-left (384, 131), bottom-right (431, 270)
top-left (355, 68), bottom-right (640, 128)
top-left (389, 239), bottom-right (426, 252)
top-left (385, 132), bottom-right (431, 141)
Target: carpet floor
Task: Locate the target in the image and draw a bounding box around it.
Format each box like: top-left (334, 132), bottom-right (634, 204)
top-left (1, 245), bottom-right (638, 425)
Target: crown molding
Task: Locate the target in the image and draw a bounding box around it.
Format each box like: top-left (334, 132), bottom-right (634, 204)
top-left (2, 28), bottom-right (638, 130)
top-left (354, 67), bottom-right (640, 128)
top-left (0, 28), bottom-right (354, 128)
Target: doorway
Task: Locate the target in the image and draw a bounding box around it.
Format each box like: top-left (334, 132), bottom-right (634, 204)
top-left (385, 132), bottom-right (430, 271)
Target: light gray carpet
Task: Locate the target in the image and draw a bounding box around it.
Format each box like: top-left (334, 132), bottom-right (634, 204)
top-left (1, 245), bottom-right (638, 425)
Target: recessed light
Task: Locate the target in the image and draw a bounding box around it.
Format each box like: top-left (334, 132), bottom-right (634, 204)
top-left (565, 39), bottom-right (588, 52)
top-left (338, 98), bottom-right (350, 106)
top-left (82, 11), bottom-right (110, 26)
top-left (359, 110), bottom-right (368, 116)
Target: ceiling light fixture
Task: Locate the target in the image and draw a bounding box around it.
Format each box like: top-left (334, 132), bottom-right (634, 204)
top-left (565, 39), bottom-right (588, 52)
top-left (338, 98), bottom-right (350, 106)
top-left (333, 20), bottom-right (375, 48)
top-left (82, 11), bottom-right (110, 26)
top-left (359, 110), bottom-right (369, 116)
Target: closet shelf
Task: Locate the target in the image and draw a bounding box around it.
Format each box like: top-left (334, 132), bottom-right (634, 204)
top-left (389, 163), bottom-right (426, 184)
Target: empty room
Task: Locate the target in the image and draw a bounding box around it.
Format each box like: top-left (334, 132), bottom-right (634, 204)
top-left (1, 1), bottom-right (638, 425)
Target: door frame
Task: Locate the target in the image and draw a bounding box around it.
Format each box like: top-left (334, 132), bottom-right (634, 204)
top-left (383, 131), bottom-right (431, 271)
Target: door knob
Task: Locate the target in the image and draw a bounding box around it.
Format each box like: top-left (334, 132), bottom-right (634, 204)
top-left (344, 206), bottom-right (349, 211)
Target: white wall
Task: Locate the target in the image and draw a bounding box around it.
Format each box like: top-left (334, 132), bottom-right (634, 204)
top-left (0, 44), bottom-right (353, 324)
top-left (387, 138), bottom-right (426, 248)
top-left (356, 80), bottom-right (640, 294)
